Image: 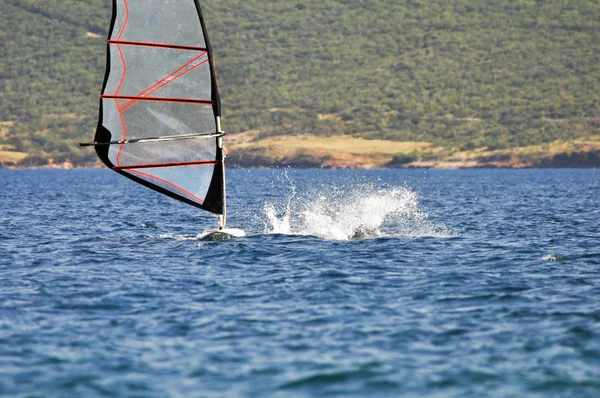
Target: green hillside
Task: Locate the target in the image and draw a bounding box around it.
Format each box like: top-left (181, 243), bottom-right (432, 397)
top-left (1, 0), bottom-right (599, 167)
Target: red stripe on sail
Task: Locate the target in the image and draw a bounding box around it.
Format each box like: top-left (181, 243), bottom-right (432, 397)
top-left (113, 160), bottom-right (219, 170)
top-left (115, 99), bottom-right (127, 168)
top-left (117, 0), bottom-right (129, 40)
top-left (114, 0), bottom-right (129, 167)
top-left (108, 40), bottom-right (208, 52)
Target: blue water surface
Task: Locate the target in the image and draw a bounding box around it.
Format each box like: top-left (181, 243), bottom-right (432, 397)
top-left (1, 168), bottom-right (599, 397)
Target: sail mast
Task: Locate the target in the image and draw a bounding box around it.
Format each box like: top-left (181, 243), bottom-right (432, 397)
top-left (195, 0), bottom-right (226, 229)
top-left (216, 116), bottom-right (226, 229)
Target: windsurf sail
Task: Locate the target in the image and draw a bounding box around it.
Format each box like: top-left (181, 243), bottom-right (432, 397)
top-left (82, 0), bottom-right (226, 227)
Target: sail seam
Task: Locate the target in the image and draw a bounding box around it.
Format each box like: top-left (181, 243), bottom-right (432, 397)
top-left (114, 0), bottom-right (129, 167)
top-left (115, 98), bottom-right (126, 167)
top-left (116, 0), bottom-right (128, 40)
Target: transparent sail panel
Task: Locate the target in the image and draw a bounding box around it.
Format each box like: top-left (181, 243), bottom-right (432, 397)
top-left (101, 100), bottom-right (216, 140)
top-left (111, 0), bottom-right (205, 47)
top-left (104, 46), bottom-right (212, 100)
top-left (107, 139), bottom-right (216, 170)
top-left (124, 165), bottom-right (215, 206)
top-left (100, 100), bottom-right (216, 165)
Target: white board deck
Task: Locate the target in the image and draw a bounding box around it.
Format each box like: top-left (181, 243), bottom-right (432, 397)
top-left (196, 228), bottom-right (246, 241)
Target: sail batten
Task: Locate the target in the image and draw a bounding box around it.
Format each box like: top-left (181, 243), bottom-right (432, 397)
top-left (81, 132), bottom-right (223, 147)
top-left (101, 95), bottom-right (215, 105)
top-left (107, 40), bottom-right (208, 52)
top-left (90, 0), bottom-right (225, 217)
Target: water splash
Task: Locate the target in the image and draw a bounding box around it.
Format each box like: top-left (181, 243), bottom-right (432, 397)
top-left (265, 171), bottom-right (297, 236)
top-left (542, 254), bottom-right (564, 262)
top-left (265, 183), bottom-right (451, 240)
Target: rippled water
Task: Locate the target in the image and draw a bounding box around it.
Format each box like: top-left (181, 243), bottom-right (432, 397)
top-left (1, 168), bottom-right (599, 397)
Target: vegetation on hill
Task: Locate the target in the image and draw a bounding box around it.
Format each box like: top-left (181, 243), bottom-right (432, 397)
top-left (1, 0), bottom-right (599, 167)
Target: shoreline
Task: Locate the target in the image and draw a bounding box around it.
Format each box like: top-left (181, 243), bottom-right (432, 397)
top-left (2, 154), bottom-right (599, 170)
top-left (2, 134), bottom-right (599, 170)
top-left (2, 157), bottom-right (599, 170)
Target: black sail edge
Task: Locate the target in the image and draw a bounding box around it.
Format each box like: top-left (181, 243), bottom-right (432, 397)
top-left (94, 0), bottom-right (118, 169)
top-left (200, 144), bottom-right (224, 214)
top-left (194, 0), bottom-right (221, 117)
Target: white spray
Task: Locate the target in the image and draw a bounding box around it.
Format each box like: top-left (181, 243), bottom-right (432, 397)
top-left (265, 183), bottom-right (450, 240)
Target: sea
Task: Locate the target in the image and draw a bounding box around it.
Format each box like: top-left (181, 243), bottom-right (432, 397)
top-left (1, 168), bottom-right (599, 397)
